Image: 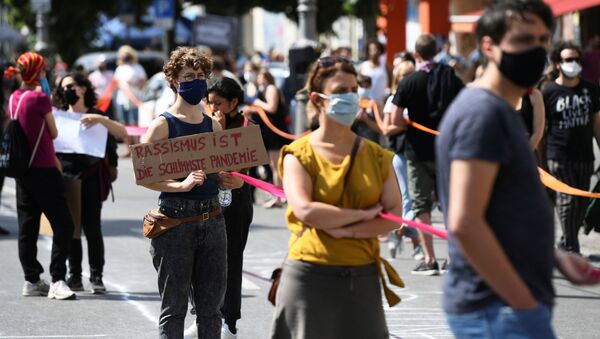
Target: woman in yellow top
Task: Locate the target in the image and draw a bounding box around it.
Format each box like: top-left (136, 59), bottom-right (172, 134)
top-left (271, 57), bottom-right (404, 339)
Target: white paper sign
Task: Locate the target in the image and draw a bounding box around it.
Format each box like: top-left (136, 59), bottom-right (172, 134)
top-left (53, 111), bottom-right (108, 158)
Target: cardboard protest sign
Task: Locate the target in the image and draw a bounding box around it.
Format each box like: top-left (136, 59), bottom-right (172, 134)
top-left (130, 124), bottom-right (269, 185)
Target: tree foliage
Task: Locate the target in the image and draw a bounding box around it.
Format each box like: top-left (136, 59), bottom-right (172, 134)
top-left (198, 0), bottom-right (378, 35)
top-left (6, 0), bottom-right (153, 64)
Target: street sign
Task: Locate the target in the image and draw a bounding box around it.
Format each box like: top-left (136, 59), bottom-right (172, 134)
top-left (194, 15), bottom-right (238, 51)
top-left (152, 0), bottom-right (174, 29)
top-left (30, 0), bottom-right (51, 13)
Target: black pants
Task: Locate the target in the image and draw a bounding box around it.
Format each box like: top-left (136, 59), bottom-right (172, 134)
top-left (547, 160), bottom-right (593, 253)
top-left (221, 184), bottom-right (253, 325)
top-left (16, 167), bottom-right (74, 283)
top-left (190, 184), bottom-right (253, 326)
top-left (68, 171), bottom-right (105, 279)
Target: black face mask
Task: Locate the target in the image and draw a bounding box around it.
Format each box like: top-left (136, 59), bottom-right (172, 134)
top-left (64, 87), bottom-right (79, 106)
top-left (497, 47), bottom-right (547, 88)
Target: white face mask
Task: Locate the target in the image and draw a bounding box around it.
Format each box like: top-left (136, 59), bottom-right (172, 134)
top-left (560, 61), bottom-right (582, 78)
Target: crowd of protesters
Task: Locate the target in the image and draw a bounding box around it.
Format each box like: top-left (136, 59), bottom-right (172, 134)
top-left (1, 0), bottom-right (600, 338)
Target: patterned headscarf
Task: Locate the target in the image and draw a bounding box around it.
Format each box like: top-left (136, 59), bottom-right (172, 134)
top-left (3, 52), bottom-right (46, 86)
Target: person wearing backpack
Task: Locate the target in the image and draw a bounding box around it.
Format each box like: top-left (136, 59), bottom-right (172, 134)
top-left (387, 34), bottom-right (464, 275)
top-left (53, 72), bottom-right (126, 294)
top-left (6, 52), bottom-right (76, 300)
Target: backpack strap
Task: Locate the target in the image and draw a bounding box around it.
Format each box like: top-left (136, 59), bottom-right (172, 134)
top-left (29, 120), bottom-right (46, 167)
top-left (9, 91), bottom-right (31, 120)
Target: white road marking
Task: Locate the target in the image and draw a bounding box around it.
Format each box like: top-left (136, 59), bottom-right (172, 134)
top-left (0, 335), bottom-right (107, 338)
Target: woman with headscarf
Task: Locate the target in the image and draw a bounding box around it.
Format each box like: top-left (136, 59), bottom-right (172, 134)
top-left (4, 52), bottom-right (76, 300)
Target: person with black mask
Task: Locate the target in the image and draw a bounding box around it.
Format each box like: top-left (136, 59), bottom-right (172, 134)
top-left (437, 2), bottom-right (600, 337)
top-left (53, 72), bottom-right (126, 293)
top-left (141, 47), bottom-right (227, 339)
top-left (543, 41), bottom-right (600, 254)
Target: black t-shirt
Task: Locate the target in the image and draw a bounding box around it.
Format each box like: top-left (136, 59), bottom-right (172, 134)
top-left (437, 87), bottom-right (555, 314)
top-left (392, 64), bottom-right (463, 161)
top-left (543, 80), bottom-right (600, 162)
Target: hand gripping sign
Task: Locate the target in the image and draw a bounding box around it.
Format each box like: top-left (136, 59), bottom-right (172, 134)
top-left (130, 125), bottom-right (269, 185)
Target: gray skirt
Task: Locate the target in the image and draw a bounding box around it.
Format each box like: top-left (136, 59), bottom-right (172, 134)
top-left (270, 260), bottom-right (389, 339)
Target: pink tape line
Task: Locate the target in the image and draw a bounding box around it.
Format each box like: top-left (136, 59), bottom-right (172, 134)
top-left (591, 268), bottom-right (600, 281)
top-left (125, 125), bottom-right (148, 136)
top-left (231, 172), bottom-right (449, 240)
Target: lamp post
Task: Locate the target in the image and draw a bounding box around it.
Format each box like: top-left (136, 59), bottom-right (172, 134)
top-left (291, 0), bottom-right (319, 134)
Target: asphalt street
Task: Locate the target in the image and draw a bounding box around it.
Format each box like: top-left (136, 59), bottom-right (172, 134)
top-left (1, 155), bottom-right (600, 339)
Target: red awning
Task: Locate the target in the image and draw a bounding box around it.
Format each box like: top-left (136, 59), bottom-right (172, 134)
top-left (547, 0), bottom-right (600, 16)
top-left (450, 0), bottom-right (600, 33)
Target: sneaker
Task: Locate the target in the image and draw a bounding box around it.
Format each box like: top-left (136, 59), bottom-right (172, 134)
top-left (183, 323), bottom-right (198, 339)
top-left (388, 235), bottom-right (403, 259)
top-left (22, 279), bottom-right (50, 296)
top-left (90, 276), bottom-right (106, 294)
top-left (411, 261), bottom-right (440, 276)
top-left (440, 259), bottom-right (449, 274)
top-left (221, 324), bottom-right (237, 339)
top-left (412, 245), bottom-right (425, 261)
top-left (47, 280), bottom-right (76, 300)
top-left (66, 275), bottom-right (84, 292)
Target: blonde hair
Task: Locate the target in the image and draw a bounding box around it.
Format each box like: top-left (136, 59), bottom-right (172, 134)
top-left (117, 45), bottom-right (138, 65)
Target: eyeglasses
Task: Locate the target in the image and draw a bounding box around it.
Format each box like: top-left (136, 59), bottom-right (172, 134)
top-left (561, 57), bottom-right (581, 63)
top-left (180, 72), bottom-right (209, 82)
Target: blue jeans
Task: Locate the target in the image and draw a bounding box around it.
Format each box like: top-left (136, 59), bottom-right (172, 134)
top-left (150, 196), bottom-right (227, 339)
top-left (446, 301), bottom-right (555, 339)
top-left (392, 153), bottom-right (414, 221)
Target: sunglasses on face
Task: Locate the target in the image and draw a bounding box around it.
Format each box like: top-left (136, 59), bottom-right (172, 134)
top-left (317, 56), bottom-right (353, 68)
top-left (561, 57), bottom-right (581, 63)
top-left (62, 84), bottom-right (75, 91)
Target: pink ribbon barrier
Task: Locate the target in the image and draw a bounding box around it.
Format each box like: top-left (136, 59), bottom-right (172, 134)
top-left (377, 212), bottom-right (449, 240)
top-left (591, 268), bottom-right (600, 281)
top-left (231, 172), bottom-right (449, 240)
top-left (126, 125), bottom-right (148, 137)
top-left (231, 172), bottom-right (286, 200)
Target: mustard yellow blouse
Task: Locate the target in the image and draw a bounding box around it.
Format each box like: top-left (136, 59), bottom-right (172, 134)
top-left (278, 135), bottom-right (394, 266)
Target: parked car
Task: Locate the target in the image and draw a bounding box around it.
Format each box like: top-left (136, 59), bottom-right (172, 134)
top-left (74, 50), bottom-right (166, 77)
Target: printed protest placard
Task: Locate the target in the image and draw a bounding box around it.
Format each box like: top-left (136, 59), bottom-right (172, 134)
top-left (53, 111), bottom-right (108, 158)
top-left (130, 124), bottom-right (269, 185)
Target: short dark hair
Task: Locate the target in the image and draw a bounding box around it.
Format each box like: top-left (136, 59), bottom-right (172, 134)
top-left (415, 34), bottom-right (437, 60)
top-left (357, 75), bottom-right (372, 87)
top-left (208, 77), bottom-right (244, 107)
top-left (53, 72), bottom-right (97, 110)
top-left (394, 51), bottom-right (416, 65)
top-left (549, 40), bottom-right (583, 64)
top-left (476, 0), bottom-right (554, 44)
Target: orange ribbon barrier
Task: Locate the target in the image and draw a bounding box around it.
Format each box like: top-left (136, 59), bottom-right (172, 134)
top-left (96, 78), bottom-right (118, 112)
top-left (392, 113), bottom-right (600, 199)
top-left (539, 167), bottom-right (600, 198)
top-left (244, 105), bottom-right (310, 140)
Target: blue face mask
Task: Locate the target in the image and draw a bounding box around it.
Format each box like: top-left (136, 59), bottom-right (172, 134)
top-left (40, 77), bottom-right (51, 98)
top-left (318, 92), bottom-right (360, 126)
top-left (178, 79), bottom-right (208, 106)
top-left (357, 87), bottom-right (371, 99)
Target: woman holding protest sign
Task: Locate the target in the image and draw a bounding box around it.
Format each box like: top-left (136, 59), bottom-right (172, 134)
top-left (141, 46), bottom-right (227, 339)
top-left (53, 72), bottom-right (126, 294)
top-left (270, 57), bottom-right (404, 338)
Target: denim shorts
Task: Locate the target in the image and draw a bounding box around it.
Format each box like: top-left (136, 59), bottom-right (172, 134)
top-left (446, 301), bottom-right (555, 339)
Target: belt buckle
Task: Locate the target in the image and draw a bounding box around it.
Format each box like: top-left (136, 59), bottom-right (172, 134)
top-left (202, 212), bottom-right (209, 221)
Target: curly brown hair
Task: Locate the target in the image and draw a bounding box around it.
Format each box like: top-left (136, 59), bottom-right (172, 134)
top-left (163, 46), bottom-right (213, 92)
top-left (53, 72), bottom-right (98, 110)
top-left (305, 57), bottom-right (357, 94)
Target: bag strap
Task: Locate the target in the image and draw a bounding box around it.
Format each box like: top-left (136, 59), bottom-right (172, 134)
top-left (9, 91), bottom-right (31, 120)
top-left (29, 120), bottom-right (46, 168)
top-left (282, 135), bottom-right (362, 265)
